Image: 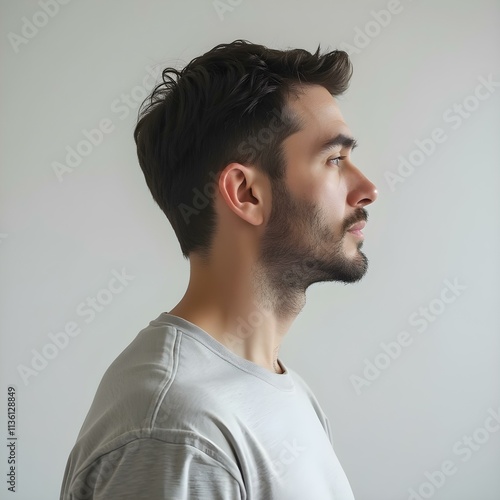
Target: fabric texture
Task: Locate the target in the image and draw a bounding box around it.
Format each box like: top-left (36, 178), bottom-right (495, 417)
top-left (60, 312), bottom-right (355, 499)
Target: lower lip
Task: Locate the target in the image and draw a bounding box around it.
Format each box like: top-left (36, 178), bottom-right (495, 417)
top-left (347, 230), bottom-right (364, 238)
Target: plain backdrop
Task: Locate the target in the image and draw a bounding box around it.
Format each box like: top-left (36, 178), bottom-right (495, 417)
top-left (1, 1), bottom-right (499, 499)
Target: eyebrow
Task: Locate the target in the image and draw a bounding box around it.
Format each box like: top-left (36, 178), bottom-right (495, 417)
top-left (315, 134), bottom-right (358, 156)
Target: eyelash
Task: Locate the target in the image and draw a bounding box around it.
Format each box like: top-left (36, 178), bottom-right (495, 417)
top-left (327, 156), bottom-right (347, 166)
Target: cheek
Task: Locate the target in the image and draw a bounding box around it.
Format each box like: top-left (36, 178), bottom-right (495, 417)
top-left (295, 171), bottom-right (344, 201)
top-left (286, 170), bottom-right (317, 202)
top-left (286, 158), bottom-right (347, 220)
top-left (318, 178), bottom-right (346, 219)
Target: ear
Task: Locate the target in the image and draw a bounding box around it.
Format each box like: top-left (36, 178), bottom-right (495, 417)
top-left (218, 163), bottom-right (267, 226)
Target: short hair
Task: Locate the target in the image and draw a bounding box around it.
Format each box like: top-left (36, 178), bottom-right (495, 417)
top-left (134, 39), bottom-right (352, 260)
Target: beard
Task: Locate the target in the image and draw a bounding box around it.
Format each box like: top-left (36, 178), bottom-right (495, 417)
top-left (254, 177), bottom-right (369, 317)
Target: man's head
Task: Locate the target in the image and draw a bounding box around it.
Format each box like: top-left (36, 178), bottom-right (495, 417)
top-left (134, 40), bottom-right (377, 299)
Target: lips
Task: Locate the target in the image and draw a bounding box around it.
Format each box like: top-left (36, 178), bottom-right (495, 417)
top-left (347, 220), bottom-right (366, 232)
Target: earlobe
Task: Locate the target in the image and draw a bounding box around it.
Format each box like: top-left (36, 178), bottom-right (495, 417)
top-left (219, 163), bottom-right (265, 226)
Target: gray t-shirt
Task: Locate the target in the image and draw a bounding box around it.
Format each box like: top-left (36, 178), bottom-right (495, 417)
top-left (60, 312), bottom-right (355, 499)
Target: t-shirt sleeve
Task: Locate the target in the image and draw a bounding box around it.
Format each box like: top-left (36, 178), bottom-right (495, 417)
top-left (65, 437), bottom-right (244, 500)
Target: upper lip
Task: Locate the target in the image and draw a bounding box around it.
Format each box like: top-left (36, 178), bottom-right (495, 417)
top-left (347, 220), bottom-right (366, 231)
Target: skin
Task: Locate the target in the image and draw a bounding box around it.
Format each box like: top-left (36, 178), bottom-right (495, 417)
top-left (169, 83), bottom-right (378, 374)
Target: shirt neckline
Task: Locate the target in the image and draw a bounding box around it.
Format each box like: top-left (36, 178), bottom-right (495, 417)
top-left (154, 312), bottom-right (295, 392)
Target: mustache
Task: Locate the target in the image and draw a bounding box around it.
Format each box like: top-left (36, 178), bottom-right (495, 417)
top-left (344, 209), bottom-right (368, 232)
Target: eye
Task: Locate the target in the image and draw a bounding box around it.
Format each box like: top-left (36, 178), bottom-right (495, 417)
top-left (327, 156), bottom-right (346, 166)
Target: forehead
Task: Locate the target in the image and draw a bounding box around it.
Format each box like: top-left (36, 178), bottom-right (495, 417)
top-left (283, 84), bottom-right (352, 154)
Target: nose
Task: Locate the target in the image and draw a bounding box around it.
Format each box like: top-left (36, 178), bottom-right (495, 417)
top-left (345, 164), bottom-right (378, 208)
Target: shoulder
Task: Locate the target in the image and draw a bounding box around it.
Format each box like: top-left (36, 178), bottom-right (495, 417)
top-left (72, 318), bottom-right (246, 464)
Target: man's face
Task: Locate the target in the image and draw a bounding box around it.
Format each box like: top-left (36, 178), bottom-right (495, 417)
top-left (258, 84), bottom-right (378, 292)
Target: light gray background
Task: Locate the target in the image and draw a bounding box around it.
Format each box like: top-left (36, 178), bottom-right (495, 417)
top-left (1, 1), bottom-right (499, 499)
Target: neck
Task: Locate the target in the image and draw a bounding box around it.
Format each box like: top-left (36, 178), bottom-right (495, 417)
top-left (168, 255), bottom-right (304, 375)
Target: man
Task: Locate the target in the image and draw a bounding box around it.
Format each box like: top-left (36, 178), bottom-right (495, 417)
top-left (60, 39), bottom-right (377, 499)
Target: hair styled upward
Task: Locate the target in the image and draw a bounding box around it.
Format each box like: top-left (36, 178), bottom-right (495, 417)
top-left (134, 39), bottom-right (352, 260)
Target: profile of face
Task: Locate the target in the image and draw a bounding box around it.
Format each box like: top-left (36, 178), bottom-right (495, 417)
top-left (258, 84), bottom-right (378, 293)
